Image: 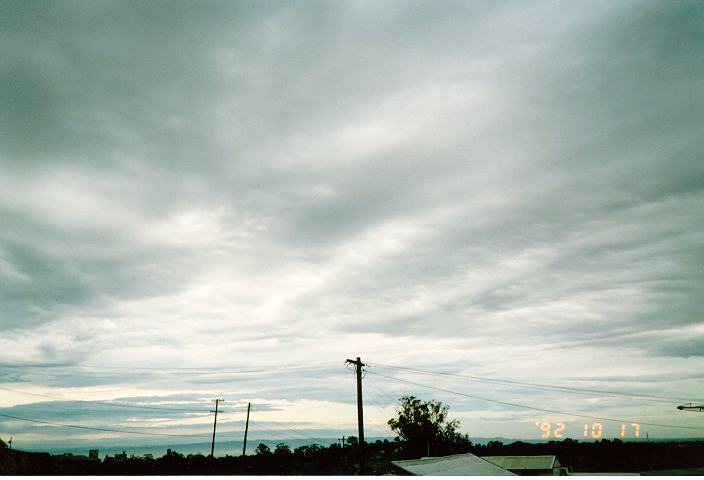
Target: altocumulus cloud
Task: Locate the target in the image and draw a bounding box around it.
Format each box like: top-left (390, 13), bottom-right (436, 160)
top-left (1, 0), bottom-right (703, 446)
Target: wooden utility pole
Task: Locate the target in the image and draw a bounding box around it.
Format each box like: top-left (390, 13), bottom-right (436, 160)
top-left (242, 402), bottom-right (251, 456)
top-left (345, 356), bottom-right (365, 474)
top-left (210, 399), bottom-right (224, 457)
top-left (241, 402), bottom-right (251, 474)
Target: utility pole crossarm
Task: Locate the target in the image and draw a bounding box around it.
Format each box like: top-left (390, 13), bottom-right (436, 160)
top-left (346, 358), bottom-right (366, 366)
top-left (677, 403), bottom-right (704, 412)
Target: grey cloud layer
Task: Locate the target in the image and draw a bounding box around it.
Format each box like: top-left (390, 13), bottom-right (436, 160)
top-left (1, 0), bottom-right (703, 443)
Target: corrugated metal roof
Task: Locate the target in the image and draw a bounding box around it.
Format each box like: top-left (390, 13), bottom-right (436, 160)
top-left (481, 455), bottom-right (558, 470)
top-left (392, 453), bottom-right (516, 476)
top-left (572, 472), bottom-right (640, 476)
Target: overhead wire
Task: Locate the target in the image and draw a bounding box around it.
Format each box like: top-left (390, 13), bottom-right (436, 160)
top-left (0, 364), bottom-right (340, 391)
top-left (216, 416), bottom-right (245, 424)
top-left (0, 363), bottom-right (356, 445)
top-left (343, 361), bottom-right (393, 437)
top-left (0, 410), bottom-right (341, 450)
top-left (8, 360), bottom-right (700, 447)
top-left (364, 373), bottom-right (402, 406)
top-left (0, 362), bottom-right (339, 420)
top-left (0, 385), bottom-right (212, 413)
top-left (209, 416), bottom-right (245, 439)
top-left (0, 412), bottom-right (212, 438)
top-left (368, 363), bottom-right (700, 404)
top-left (365, 370), bottom-right (704, 432)
top-left (360, 377), bottom-right (397, 436)
top-left (277, 424), bottom-right (330, 444)
top-left (214, 402), bottom-right (338, 445)
top-left (0, 363), bottom-right (336, 375)
top-left (247, 419), bottom-right (336, 445)
top-left (246, 420), bottom-right (295, 444)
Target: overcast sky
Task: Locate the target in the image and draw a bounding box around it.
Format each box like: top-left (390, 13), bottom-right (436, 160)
top-left (1, 0), bottom-right (703, 451)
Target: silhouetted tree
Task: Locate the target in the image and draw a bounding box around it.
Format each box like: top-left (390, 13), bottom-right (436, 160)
top-left (255, 443), bottom-right (271, 456)
top-left (274, 443), bottom-right (291, 456)
top-left (388, 396), bottom-right (470, 458)
top-left (272, 443), bottom-right (293, 473)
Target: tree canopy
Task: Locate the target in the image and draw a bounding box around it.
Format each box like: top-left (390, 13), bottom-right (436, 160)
top-left (388, 395), bottom-right (470, 458)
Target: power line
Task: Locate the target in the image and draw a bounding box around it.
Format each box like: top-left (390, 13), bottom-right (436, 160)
top-left (363, 382), bottom-right (393, 413)
top-left (215, 416), bottom-right (245, 425)
top-left (0, 363), bottom-right (335, 375)
top-left (365, 370), bottom-right (704, 432)
top-left (0, 412), bottom-right (212, 438)
top-left (364, 374), bottom-right (402, 407)
top-left (277, 424), bottom-right (325, 443)
top-left (0, 411), bottom-right (343, 444)
top-left (362, 383), bottom-right (405, 440)
top-left (363, 372), bottom-right (411, 438)
top-left (369, 363), bottom-right (700, 404)
top-left (246, 418), bottom-right (364, 446)
top-left (0, 386), bottom-right (211, 413)
top-left (368, 363), bottom-right (697, 404)
top-left (247, 419), bottom-right (332, 444)
top-left (247, 420), bottom-right (294, 443)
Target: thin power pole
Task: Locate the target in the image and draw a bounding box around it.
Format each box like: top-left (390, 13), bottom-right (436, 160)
top-left (345, 356), bottom-right (365, 474)
top-left (242, 402), bottom-right (251, 457)
top-left (241, 402), bottom-right (251, 475)
top-left (210, 399), bottom-right (224, 457)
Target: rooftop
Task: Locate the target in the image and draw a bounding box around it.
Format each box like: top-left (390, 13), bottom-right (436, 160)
top-left (481, 455), bottom-right (559, 471)
top-left (392, 453), bottom-right (516, 476)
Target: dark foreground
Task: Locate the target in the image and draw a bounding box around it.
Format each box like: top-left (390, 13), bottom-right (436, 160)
top-left (2, 438), bottom-right (704, 475)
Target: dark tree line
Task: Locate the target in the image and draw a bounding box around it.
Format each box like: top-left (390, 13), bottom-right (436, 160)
top-left (3, 436), bottom-right (704, 475)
